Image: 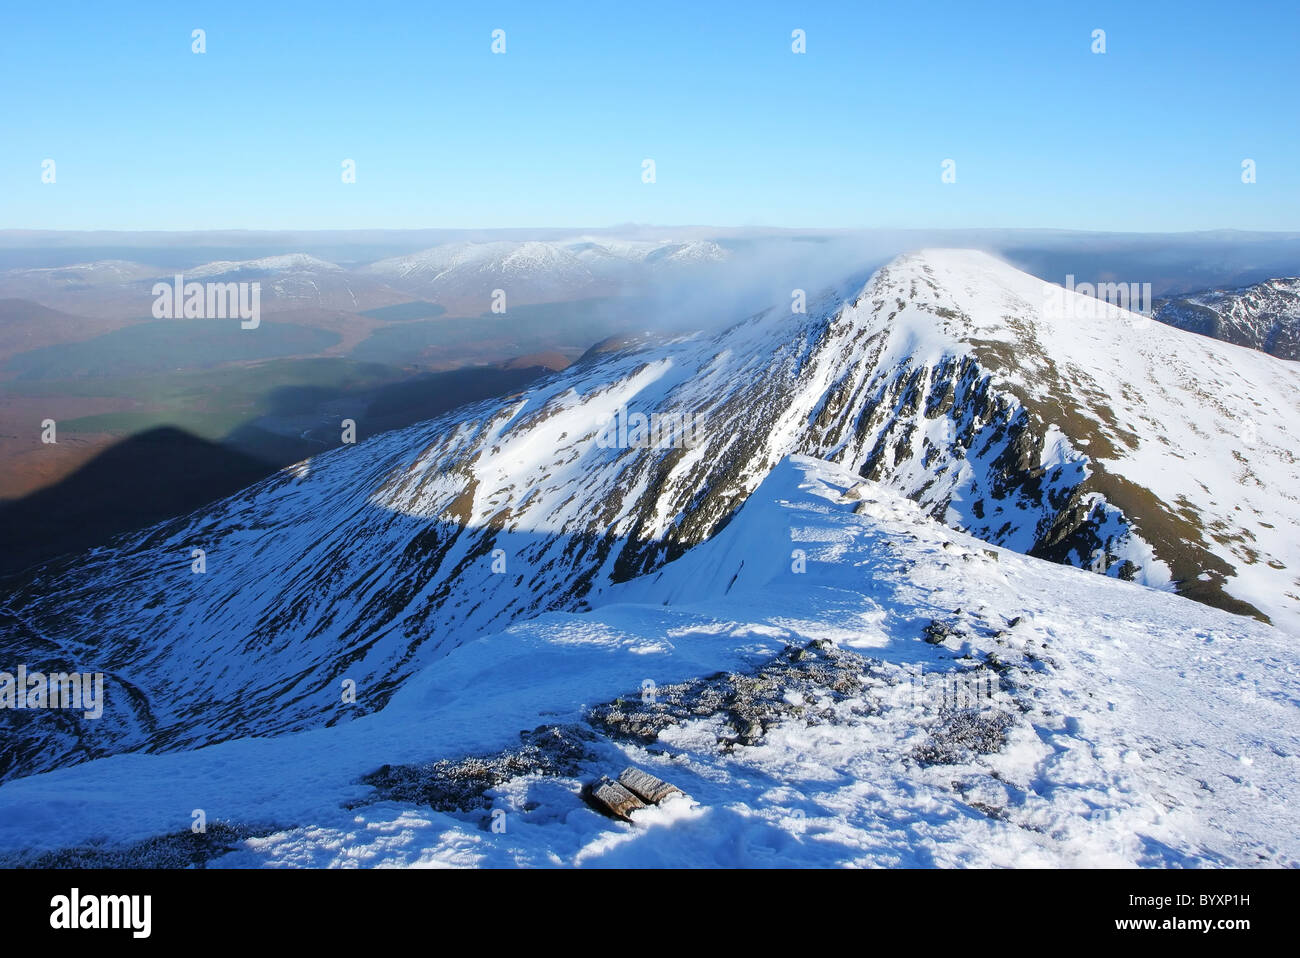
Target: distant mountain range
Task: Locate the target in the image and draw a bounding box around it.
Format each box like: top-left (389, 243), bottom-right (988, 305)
top-left (1155, 277), bottom-right (1300, 360)
top-left (0, 237), bottom-right (734, 319)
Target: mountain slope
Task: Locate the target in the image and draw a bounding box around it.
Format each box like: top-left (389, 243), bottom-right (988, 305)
top-left (3, 249), bottom-right (1298, 784)
top-left (1, 457), bottom-right (1295, 867)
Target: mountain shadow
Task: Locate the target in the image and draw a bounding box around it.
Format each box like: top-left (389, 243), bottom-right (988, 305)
top-left (0, 362), bottom-right (565, 582)
top-left (0, 427), bottom-right (276, 580)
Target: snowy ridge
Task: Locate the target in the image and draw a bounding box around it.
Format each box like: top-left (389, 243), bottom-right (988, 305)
top-left (0, 457), bottom-right (1294, 867)
top-left (2, 249), bottom-right (1298, 785)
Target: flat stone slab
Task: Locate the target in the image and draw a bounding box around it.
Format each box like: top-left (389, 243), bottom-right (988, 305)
top-left (618, 767), bottom-right (682, 805)
top-left (586, 777), bottom-right (647, 821)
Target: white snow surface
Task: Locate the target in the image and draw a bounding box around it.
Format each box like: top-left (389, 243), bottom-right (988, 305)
top-left (1, 456), bottom-right (1295, 868)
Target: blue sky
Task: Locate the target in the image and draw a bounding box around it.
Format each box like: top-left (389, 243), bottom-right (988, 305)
top-left (3, 0), bottom-right (1297, 231)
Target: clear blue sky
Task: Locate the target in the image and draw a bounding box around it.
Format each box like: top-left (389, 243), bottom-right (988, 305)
top-left (3, 0), bottom-right (1297, 231)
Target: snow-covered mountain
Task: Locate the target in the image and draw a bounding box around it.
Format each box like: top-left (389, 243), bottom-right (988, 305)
top-left (362, 237), bottom-right (730, 303)
top-left (167, 253), bottom-right (401, 311)
top-left (185, 253), bottom-right (345, 279)
top-left (3, 249), bottom-right (1298, 790)
top-left (0, 261), bottom-right (160, 312)
top-left (0, 259), bottom-right (157, 289)
top-left (363, 240), bottom-right (597, 300)
top-left (1154, 277), bottom-right (1300, 360)
top-left (1, 457), bottom-right (1296, 866)
top-left (0, 253), bottom-right (407, 315)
